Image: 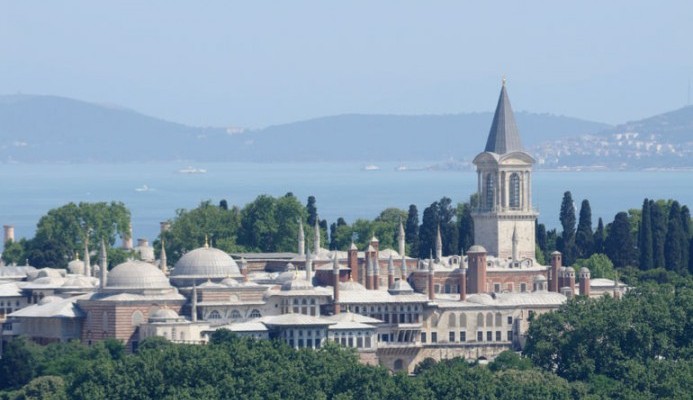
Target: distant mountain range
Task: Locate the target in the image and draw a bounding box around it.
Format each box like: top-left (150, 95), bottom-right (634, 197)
top-left (1, 94), bottom-right (691, 168)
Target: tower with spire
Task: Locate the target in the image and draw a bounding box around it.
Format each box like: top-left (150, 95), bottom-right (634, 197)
top-left (471, 79), bottom-right (538, 260)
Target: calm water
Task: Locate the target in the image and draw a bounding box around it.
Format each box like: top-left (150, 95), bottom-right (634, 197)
top-left (1, 162), bottom-right (692, 248)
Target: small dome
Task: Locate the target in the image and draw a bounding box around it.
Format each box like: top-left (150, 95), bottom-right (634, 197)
top-left (221, 277), bottom-right (240, 287)
top-left (62, 275), bottom-right (96, 288)
top-left (580, 267), bottom-right (591, 274)
top-left (467, 245), bottom-right (487, 254)
top-left (339, 280), bottom-right (366, 291)
top-left (39, 295), bottom-right (62, 305)
top-left (107, 260), bottom-right (171, 290)
top-left (466, 293), bottom-right (495, 305)
top-left (534, 274), bottom-right (547, 283)
top-left (67, 259), bottom-right (86, 275)
top-left (172, 246), bottom-right (240, 279)
top-left (149, 308), bottom-right (180, 321)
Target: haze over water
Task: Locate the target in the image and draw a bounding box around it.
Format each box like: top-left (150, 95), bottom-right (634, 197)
top-left (1, 162), bottom-right (691, 249)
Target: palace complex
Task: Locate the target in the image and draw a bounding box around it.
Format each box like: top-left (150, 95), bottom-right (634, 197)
top-left (0, 83), bottom-right (627, 373)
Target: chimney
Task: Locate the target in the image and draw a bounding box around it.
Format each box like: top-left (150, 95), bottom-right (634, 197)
top-left (122, 226), bottom-right (133, 250)
top-left (427, 253), bottom-right (435, 300)
top-left (467, 245), bottom-right (487, 294)
top-left (366, 257), bottom-right (374, 290)
top-left (459, 264), bottom-right (467, 301)
top-left (579, 267), bottom-right (590, 297)
top-left (159, 222), bottom-right (171, 235)
top-left (567, 268), bottom-right (576, 295)
top-left (298, 220), bottom-right (305, 256)
top-left (549, 251), bottom-right (562, 292)
top-left (240, 257), bottom-right (248, 283)
top-left (3, 225), bottom-right (14, 244)
top-left (137, 238), bottom-right (148, 248)
top-left (369, 236), bottom-right (379, 259)
top-left (387, 255), bottom-right (394, 289)
top-left (373, 258), bottom-right (380, 290)
top-left (99, 239), bottom-right (108, 289)
top-left (332, 255), bottom-right (340, 314)
top-left (348, 242), bottom-right (358, 283)
top-left (191, 282), bottom-right (198, 322)
top-left (435, 225), bottom-right (443, 260)
top-left (398, 220), bottom-right (406, 257)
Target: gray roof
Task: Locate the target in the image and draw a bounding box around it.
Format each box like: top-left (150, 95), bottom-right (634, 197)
top-left (484, 83), bottom-right (523, 154)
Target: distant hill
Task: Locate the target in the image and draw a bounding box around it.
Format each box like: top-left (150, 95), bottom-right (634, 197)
top-left (531, 106), bottom-right (693, 169)
top-left (0, 94), bottom-right (611, 163)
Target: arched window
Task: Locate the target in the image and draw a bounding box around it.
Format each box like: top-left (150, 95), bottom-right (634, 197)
top-left (131, 310), bottom-right (144, 327)
top-left (249, 309), bottom-right (262, 318)
top-left (485, 174), bottom-right (495, 209)
top-left (477, 312), bottom-right (484, 327)
top-left (495, 312), bottom-right (502, 327)
top-left (448, 313), bottom-right (456, 328)
top-left (230, 310), bottom-right (242, 320)
top-left (393, 359), bottom-right (404, 371)
top-left (102, 312), bottom-right (109, 332)
top-left (486, 312), bottom-right (493, 327)
top-left (459, 314), bottom-right (467, 328)
top-left (208, 310), bottom-right (222, 320)
top-left (509, 173), bottom-right (521, 208)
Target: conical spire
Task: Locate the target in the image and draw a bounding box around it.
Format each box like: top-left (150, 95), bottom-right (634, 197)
top-left (160, 240), bottom-right (168, 275)
top-left (484, 79), bottom-right (523, 154)
top-left (305, 249), bottom-right (313, 282)
top-left (99, 239), bottom-right (108, 289)
top-left (314, 217), bottom-right (320, 253)
top-left (298, 219), bottom-right (305, 256)
top-left (398, 219), bottom-right (406, 256)
top-left (435, 225), bottom-right (443, 260)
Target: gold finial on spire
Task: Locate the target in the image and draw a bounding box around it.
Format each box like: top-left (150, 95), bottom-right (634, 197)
top-left (502, 76), bottom-right (506, 87)
top-left (75, 251), bottom-right (80, 261)
top-left (204, 235), bottom-right (209, 248)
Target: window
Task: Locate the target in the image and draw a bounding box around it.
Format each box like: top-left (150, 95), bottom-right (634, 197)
top-left (507, 316), bottom-right (513, 325)
top-left (208, 310), bottom-right (222, 320)
top-left (449, 331), bottom-right (455, 342)
top-left (459, 314), bottom-right (466, 328)
top-left (509, 173), bottom-right (521, 208)
top-left (477, 312), bottom-right (484, 327)
top-left (431, 332), bottom-right (437, 343)
top-left (496, 331), bottom-right (501, 341)
top-left (249, 309), bottom-right (261, 318)
top-left (448, 313), bottom-right (456, 327)
top-left (131, 311), bottom-right (144, 327)
top-left (231, 310), bottom-right (242, 320)
top-left (485, 174), bottom-right (495, 209)
top-left (460, 331), bottom-right (466, 342)
top-left (477, 331), bottom-right (483, 341)
top-left (487, 331), bottom-right (493, 341)
top-left (520, 283), bottom-right (527, 293)
top-left (507, 331), bottom-right (513, 341)
top-left (394, 359), bottom-right (404, 371)
top-left (495, 313), bottom-right (502, 327)
top-left (494, 283), bottom-right (501, 293)
top-left (421, 332), bottom-right (427, 343)
top-left (486, 313), bottom-right (493, 327)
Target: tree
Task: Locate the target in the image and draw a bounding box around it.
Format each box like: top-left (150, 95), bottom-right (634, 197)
top-left (0, 337), bottom-right (38, 390)
top-left (605, 212), bottom-right (636, 268)
top-left (575, 199), bottom-right (594, 259)
top-left (664, 201), bottom-right (686, 273)
top-left (160, 200), bottom-right (242, 264)
top-left (306, 196), bottom-right (318, 227)
top-left (219, 199), bottom-right (229, 210)
top-left (418, 201), bottom-right (439, 258)
top-left (650, 200), bottom-right (667, 269)
top-left (27, 202), bottom-right (131, 268)
top-left (1, 238), bottom-right (27, 265)
top-left (638, 198), bottom-right (654, 270)
top-left (457, 202), bottom-right (474, 254)
top-left (405, 205), bottom-right (419, 257)
top-left (558, 191), bottom-right (577, 265)
top-left (593, 218), bottom-right (605, 254)
top-left (536, 221), bottom-right (548, 254)
top-left (575, 253), bottom-right (615, 279)
top-left (680, 205), bottom-right (690, 270)
top-left (438, 197), bottom-right (459, 256)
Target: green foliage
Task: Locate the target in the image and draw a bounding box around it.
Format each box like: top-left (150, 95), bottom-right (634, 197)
top-left (575, 199), bottom-right (594, 259)
top-left (25, 202), bottom-right (131, 268)
top-left (488, 351), bottom-right (533, 372)
top-left (457, 202), bottom-right (474, 254)
top-left (1, 239), bottom-right (27, 265)
top-left (0, 338), bottom-right (39, 390)
top-left (559, 191), bottom-right (577, 265)
top-left (605, 212), bottom-right (636, 268)
top-left (664, 201), bottom-right (687, 274)
top-left (639, 198), bottom-right (654, 269)
top-left (575, 253), bottom-right (615, 279)
top-left (405, 205), bottom-right (419, 256)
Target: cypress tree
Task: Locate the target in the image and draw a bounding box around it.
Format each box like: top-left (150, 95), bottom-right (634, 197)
top-left (665, 201), bottom-right (685, 273)
top-left (419, 201), bottom-right (439, 258)
top-left (438, 197), bottom-right (459, 255)
top-left (575, 199), bottom-right (594, 259)
top-left (405, 205), bottom-right (419, 257)
top-left (536, 221), bottom-right (548, 254)
top-left (559, 191), bottom-right (577, 265)
top-left (650, 200), bottom-right (667, 268)
top-left (605, 212), bottom-right (636, 268)
top-left (593, 218), bottom-right (605, 254)
top-left (638, 198), bottom-right (654, 270)
top-left (680, 205), bottom-right (690, 270)
top-left (306, 196), bottom-right (318, 226)
top-left (458, 203), bottom-right (474, 254)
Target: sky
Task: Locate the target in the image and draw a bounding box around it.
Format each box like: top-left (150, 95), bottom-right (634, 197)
top-left (1, 1), bottom-right (692, 128)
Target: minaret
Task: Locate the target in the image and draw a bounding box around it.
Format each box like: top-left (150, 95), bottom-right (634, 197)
top-left (160, 240), bottom-right (168, 275)
top-left (99, 239), bottom-right (108, 289)
top-left (366, 257), bottom-right (374, 290)
top-left (549, 251), bottom-right (562, 292)
top-left (435, 225), bottom-right (443, 260)
top-left (459, 261), bottom-right (467, 301)
top-left (387, 255), bottom-right (394, 289)
top-left (83, 239), bottom-right (91, 277)
top-left (191, 282), bottom-right (198, 322)
top-left (298, 220), bottom-right (305, 257)
top-left (373, 256), bottom-right (380, 290)
top-left (240, 257), bottom-right (248, 282)
top-left (305, 249), bottom-right (313, 283)
top-left (398, 219), bottom-right (406, 256)
top-left (348, 242), bottom-right (359, 283)
top-left (313, 217), bottom-right (320, 254)
top-left (512, 225), bottom-right (519, 262)
top-left (428, 252), bottom-right (435, 300)
top-left (401, 255), bottom-right (408, 279)
top-left (332, 254), bottom-right (340, 315)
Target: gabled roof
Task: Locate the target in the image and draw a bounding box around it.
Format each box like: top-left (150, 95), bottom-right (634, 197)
top-left (484, 83), bottom-right (523, 154)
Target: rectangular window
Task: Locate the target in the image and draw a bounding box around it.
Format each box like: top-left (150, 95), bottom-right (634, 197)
top-left (298, 339), bottom-right (304, 348)
top-left (520, 283), bottom-right (527, 293)
top-left (477, 331), bottom-right (483, 341)
top-left (507, 331), bottom-right (513, 341)
top-left (421, 332), bottom-right (427, 343)
top-left (431, 332), bottom-right (438, 343)
top-left (365, 336), bottom-right (371, 348)
top-left (494, 283), bottom-right (501, 293)
top-left (487, 331), bottom-right (493, 341)
top-left (449, 331), bottom-right (455, 342)
top-left (496, 331), bottom-right (501, 341)
top-left (306, 339), bottom-right (313, 348)
top-left (507, 316), bottom-right (513, 325)
top-left (357, 337), bottom-right (363, 348)
top-left (460, 331), bottom-right (466, 342)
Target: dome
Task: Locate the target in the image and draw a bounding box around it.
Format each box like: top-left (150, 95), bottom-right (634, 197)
top-left (466, 293), bottom-right (495, 305)
top-left (39, 295), bottom-right (63, 305)
top-left (339, 280), bottom-right (366, 291)
top-left (149, 308), bottom-right (181, 322)
top-left (107, 260), bottom-right (171, 290)
top-left (467, 245), bottom-right (487, 253)
top-left (172, 246), bottom-right (240, 279)
top-left (221, 277), bottom-right (240, 287)
top-left (67, 259), bottom-right (85, 275)
top-left (534, 274), bottom-right (547, 283)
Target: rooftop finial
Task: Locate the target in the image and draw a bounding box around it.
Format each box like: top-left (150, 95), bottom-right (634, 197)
top-left (502, 75), bottom-right (506, 86)
top-left (204, 235), bottom-right (209, 248)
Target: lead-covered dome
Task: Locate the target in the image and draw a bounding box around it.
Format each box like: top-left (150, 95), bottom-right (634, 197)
top-left (172, 246), bottom-right (241, 281)
top-left (107, 260), bottom-right (171, 290)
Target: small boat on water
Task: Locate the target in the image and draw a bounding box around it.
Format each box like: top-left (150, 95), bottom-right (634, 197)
top-left (178, 166), bottom-right (207, 174)
top-left (135, 184), bottom-right (150, 192)
top-left (363, 164), bottom-right (380, 171)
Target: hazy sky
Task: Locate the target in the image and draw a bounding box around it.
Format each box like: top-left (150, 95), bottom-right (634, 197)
top-left (1, 1), bottom-right (692, 128)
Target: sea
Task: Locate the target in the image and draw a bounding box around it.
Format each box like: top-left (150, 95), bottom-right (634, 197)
top-left (1, 161), bottom-right (692, 249)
